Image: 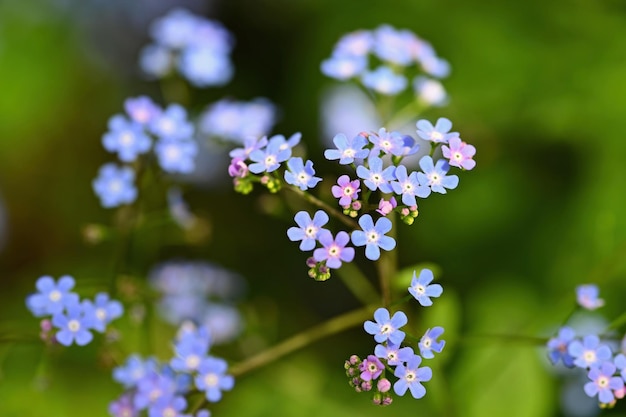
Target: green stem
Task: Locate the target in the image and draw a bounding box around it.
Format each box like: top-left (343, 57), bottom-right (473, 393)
top-left (285, 186), bottom-right (357, 229)
top-left (376, 212), bottom-right (397, 307)
top-left (335, 261), bottom-right (380, 305)
top-left (386, 99), bottom-right (425, 128)
top-left (605, 311), bottom-right (626, 332)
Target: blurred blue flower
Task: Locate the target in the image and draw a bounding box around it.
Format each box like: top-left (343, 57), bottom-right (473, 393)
top-left (321, 54), bottom-right (367, 80)
top-left (52, 302), bottom-right (96, 346)
top-left (195, 357), bottom-right (234, 402)
top-left (179, 45), bottom-right (233, 87)
top-left (361, 66), bottom-right (407, 95)
top-left (155, 138), bottom-right (198, 174)
top-left (568, 335), bottom-right (612, 369)
top-left (82, 292), bottom-right (123, 333)
top-left (26, 275), bottom-right (79, 317)
top-left (149, 104), bottom-right (194, 141)
top-left (92, 163), bottom-right (137, 208)
top-left (584, 362), bottom-right (624, 404)
top-left (102, 115), bottom-right (152, 162)
top-left (576, 284), bottom-right (604, 310)
top-left (547, 326), bottom-right (577, 367)
top-left (199, 98), bottom-right (276, 143)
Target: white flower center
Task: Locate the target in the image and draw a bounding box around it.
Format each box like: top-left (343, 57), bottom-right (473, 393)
top-left (367, 231), bottom-right (379, 244)
top-left (423, 337), bottom-right (432, 348)
top-left (430, 131), bottom-right (443, 142)
top-left (68, 319), bottom-right (81, 332)
top-left (343, 148), bottom-right (355, 158)
top-left (163, 407), bottom-right (176, 417)
top-left (49, 290), bottom-right (62, 302)
top-left (598, 376), bottom-right (609, 388)
top-left (204, 373), bottom-right (219, 387)
top-left (405, 371), bottom-right (416, 382)
top-left (120, 131), bottom-right (134, 146)
top-left (96, 308), bottom-right (107, 321)
top-left (343, 186), bottom-right (354, 196)
top-left (583, 350), bottom-right (597, 364)
top-left (414, 284), bottom-right (425, 295)
top-left (185, 355), bottom-right (200, 370)
top-left (265, 155), bottom-right (276, 167)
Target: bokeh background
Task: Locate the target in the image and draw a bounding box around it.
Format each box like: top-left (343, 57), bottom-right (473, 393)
top-left (1, 0), bottom-right (626, 416)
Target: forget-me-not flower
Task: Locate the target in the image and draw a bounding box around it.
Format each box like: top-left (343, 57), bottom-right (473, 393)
top-left (364, 307), bottom-right (407, 345)
top-left (374, 341), bottom-right (414, 366)
top-left (287, 210), bottom-right (330, 251)
top-left (92, 163), bottom-right (138, 208)
top-left (584, 362), bottom-right (624, 404)
top-left (248, 137), bottom-right (292, 174)
top-left (416, 118), bottom-right (457, 143)
top-left (52, 302), bottom-right (96, 346)
top-left (576, 284), bottom-right (604, 310)
top-left (82, 292), bottom-right (123, 333)
top-left (351, 214), bottom-right (396, 261)
top-left (155, 138), bottom-right (198, 174)
top-left (356, 156), bottom-right (395, 193)
top-left (321, 54), bottom-right (368, 80)
top-left (313, 230), bottom-right (355, 269)
top-left (284, 157), bottom-right (322, 191)
top-left (324, 133), bottom-right (369, 164)
top-left (361, 66), bottom-right (407, 95)
top-left (102, 115), bottom-right (152, 162)
top-left (567, 334), bottom-right (612, 369)
top-left (149, 104), bottom-right (194, 141)
top-left (195, 357), bottom-right (234, 402)
top-left (442, 136), bottom-right (476, 170)
top-left (393, 354), bottom-right (432, 399)
top-left (331, 175), bottom-right (360, 207)
top-left (408, 269), bottom-right (443, 307)
top-left (26, 275), bottom-right (79, 317)
top-left (547, 326), bottom-right (576, 367)
top-left (418, 327), bottom-right (445, 359)
top-left (391, 165), bottom-right (431, 206)
top-left (417, 156), bottom-right (458, 194)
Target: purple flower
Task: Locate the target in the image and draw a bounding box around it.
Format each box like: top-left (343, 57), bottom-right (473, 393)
top-left (417, 156), bottom-right (458, 194)
top-left (568, 334), bottom-right (613, 369)
top-left (331, 175), bottom-right (360, 207)
top-left (356, 156), bottom-right (396, 193)
top-left (92, 163), bottom-right (138, 208)
top-left (351, 214), bottom-right (396, 261)
top-left (313, 230), bottom-right (355, 269)
top-left (376, 197), bottom-right (397, 216)
top-left (284, 157), bottom-right (322, 191)
top-left (576, 284), bottom-right (604, 310)
top-left (287, 210), bottom-right (330, 251)
top-left (416, 117), bottom-right (457, 143)
top-left (364, 307), bottom-right (407, 345)
top-left (547, 326), bottom-right (576, 367)
top-left (26, 275), bottom-right (79, 317)
top-left (52, 302), bottom-right (96, 346)
top-left (109, 393), bottom-right (139, 417)
top-left (324, 133), bottom-right (369, 164)
top-left (195, 357), bottom-right (234, 402)
top-left (82, 292), bottom-right (123, 332)
top-left (393, 354), bottom-right (432, 399)
top-left (408, 269), bottom-right (443, 307)
top-left (584, 362), bottom-right (624, 404)
top-left (102, 115), bottom-right (152, 162)
top-left (418, 327), bottom-right (445, 359)
top-left (391, 165), bottom-right (431, 206)
top-left (359, 355), bottom-right (384, 381)
top-left (442, 137), bottom-right (476, 170)
top-left (361, 66), bottom-right (408, 95)
top-left (374, 341), bottom-right (414, 366)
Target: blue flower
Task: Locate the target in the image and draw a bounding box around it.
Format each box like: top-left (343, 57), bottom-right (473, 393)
top-left (417, 156), bottom-right (458, 194)
top-left (393, 354), bottom-right (432, 399)
top-left (567, 334), bottom-right (612, 369)
top-left (124, 96), bottom-right (162, 126)
top-left (102, 115), bottom-right (152, 162)
top-left (361, 66), bottom-right (407, 95)
top-left (199, 98), bottom-right (276, 143)
top-left (248, 135), bottom-right (292, 174)
top-left (413, 76), bottom-right (448, 107)
top-left (391, 165), bottom-right (431, 207)
top-left (194, 357), bottom-right (234, 402)
top-left (372, 25), bottom-right (415, 66)
top-left (415, 118), bottom-right (457, 143)
top-left (418, 327), bottom-right (445, 359)
top-left (82, 292), bottom-right (123, 333)
top-left (408, 269), bottom-right (443, 306)
top-left (92, 163), bottom-right (137, 208)
top-left (155, 138), bottom-right (198, 174)
top-left (321, 54), bottom-right (367, 80)
top-left (313, 230), bottom-right (355, 269)
top-left (139, 44), bottom-right (172, 78)
top-left (356, 156), bottom-right (395, 193)
top-left (134, 370), bottom-right (178, 410)
top-left (324, 133), bottom-right (369, 164)
top-left (170, 327), bottom-right (210, 373)
top-left (284, 157), bottom-right (322, 191)
top-left (52, 302), bottom-right (96, 346)
top-left (368, 128), bottom-right (405, 157)
top-left (150, 8), bottom-right (199, 49)
top-left (363, 307), bottom-right (407, 345)
top-left (108, 393), bottom-right (138, 417)
top-left (179, 45), bottom-right (233, 87)
top-left (113, 355), bottom-right (160, 389)
top-left (149, 104), bottom-right (194, 141)
top-left (576, 284), bottom-right (604, 310)
top-left (147, 395), bottom-right (188, 417)
top-left (547, 326), bottom-right (576, 367)
top-left (374, 341), bottom-right (414, 366)
top-left (229, 136), bottom-right (268, 160)
top-left (584, 362), bottom-right (624, 404)
top-left (26, 275), bottom-right (79, 317)
top-left (351, 214), bottom-right (396, 261)
top-left (287, 210), bottom-right (330, 251)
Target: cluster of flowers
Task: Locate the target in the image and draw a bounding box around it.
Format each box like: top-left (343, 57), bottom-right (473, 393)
top-left (149, 261), bottom-right (245, 344)
top-left (345, 269), bottom-right (444, 405)
top-left (25, 275), bottom-right (123, 346)
top-left (321, 24), bottom-right (450, 106)
top-left (93, 96), bottom-right (198, 208)
top-left (547, 284), bottom-right (626, 407)
top-left (228, 115), bottom-right (475, 279)
top-left (110, 323), bottom-right (233, 417)
top-left (139, 8), bottom-right (234, 87)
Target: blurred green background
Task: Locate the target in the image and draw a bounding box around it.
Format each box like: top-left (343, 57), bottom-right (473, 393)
top-left (1, 0), bottom-right (626, 416)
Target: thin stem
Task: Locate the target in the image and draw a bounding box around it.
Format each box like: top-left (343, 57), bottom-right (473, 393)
top-left (229, 305), bottom-right (375, 377)
top-left (335, 261), bottom-right (380, 305)
top-left (285, 186), bottom-right (357, 229)
top-left (605, 311), bottom-right (626, 332)
top-left (376, 212), bottom-right (397, 307)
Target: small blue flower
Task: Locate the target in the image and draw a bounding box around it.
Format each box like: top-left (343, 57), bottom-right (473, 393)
top-left (419, 327), bottom-right (445, 359)
top-left (372, 25), bottom-right (415, 66)
top-left (393, 354), bottom-right (432, 399)
top-left (229, 136), bottom-right (268, 160)
top-left (324, 133), bottom-right (369, 164)
top-left (287, 210), bottom-right (330, 251)
top-left (614, 353), bottom-right (626, 380)
top-left (321, 54), bottom-right (367, 80)
top-left (364, 307), bottom-right (407, 345)
top-left (391, 165), bottom-right (431, 207)
top-left (147, 395), bottom-right (188, 417)
top-left (179, 45), bottom-right (233, 87)
top-left (351, 214), bottom-right (396, 261)
top-left (92, 163), bottom-right (137, 208)
top-left (82, 292), bottom-right (123, 333)
top-left (415, 117), bottom-right (457, 144)
top-left (139, 44), bottom-right (173, 78)
top-left (199, 98), bottom-right (276, 143)
top-left (547, 326), bottom-right (576, 367)
top-left (361, 66), bottom-right (407, 95)
top-left (108, 393), bottom-right (138, 417)
top-left (584, 362), bottom-right (624, 404)
top-left (408, 269), bottom-right (443, 307)
top-left (413, 76), bottom-right (447, 107)
top-left (313, 230), bottom-right (355, 269)
top-left (170, 329), bottom-right (210, 373)
top-left (26, 275), bottom-right (79, 317)
top-left (567, 334), bottom-right (612, 369)
top-left (417, 156), bottom-right (458, 194)
top-left (52, 302), bottom-right (96, 346)
top-left (368, 128), bottom-right (405, 157)
top-left (149, 104), bottom-right (194, 141)
top-left (150, 8), bottom-right (199, 49)
top-left (195, 357), bottom-right (234, 402)
top-left (155, 138), bottom-right (198, 174)
top-left (102, 115), bottom-right (152, 162)
top-left (248, 136), bottom-right (292, 174)
top-left (124, 96), bottom-right (162, 126)
top-left (576, 284), bottom-right (604, 310)
top-left (356, 156), bottom-right (396, 193)
top-left (134, 370), bottom-right (178, 410)
top-left (374, 341), bottom-right (414, 366)
top-left (113, 355), bottom-right (160, 389)
top-left (284, 157), bottom-right (322, 191)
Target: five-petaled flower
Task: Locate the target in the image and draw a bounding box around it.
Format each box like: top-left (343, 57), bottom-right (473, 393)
top-left (408, 269), bottom-right (443, 307)
top-left (364, 307), bottom-right (407, 345)
top-left (351, 214), bottom-right (396, 261)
